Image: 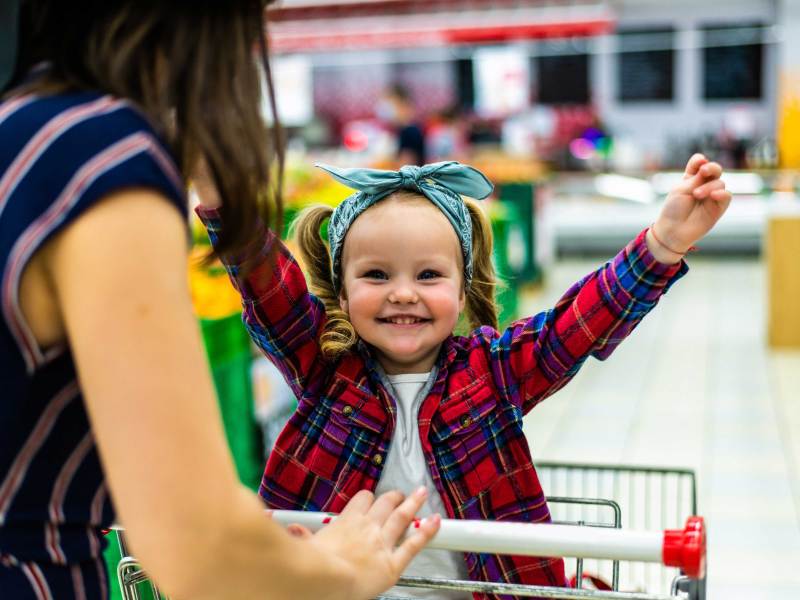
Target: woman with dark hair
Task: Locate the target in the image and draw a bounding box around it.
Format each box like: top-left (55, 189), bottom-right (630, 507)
top-left (0, 1), bottom-right (439, 598)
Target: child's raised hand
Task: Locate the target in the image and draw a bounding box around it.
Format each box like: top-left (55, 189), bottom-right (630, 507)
top-left (647, 153), bottom-right (732, 264)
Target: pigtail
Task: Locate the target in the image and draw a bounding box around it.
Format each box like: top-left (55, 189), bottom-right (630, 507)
top-left (463, 198), bottom-right (499, 331)
top-left (292, 205), bottom-right (358, 359)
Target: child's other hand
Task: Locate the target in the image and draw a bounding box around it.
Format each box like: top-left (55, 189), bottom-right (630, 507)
top-left (191, 158), bottom-right (223, 209)
top-left (648, 153), bottom-right (732, 264)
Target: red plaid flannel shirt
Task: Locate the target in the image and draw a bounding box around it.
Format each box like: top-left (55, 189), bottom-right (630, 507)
top-left (198, 207), bottom-right (686, 599)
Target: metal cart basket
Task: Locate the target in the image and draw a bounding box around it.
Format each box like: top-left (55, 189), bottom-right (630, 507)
top-left (111, 462), bottom-right (705, 600)
top-left (535, 462), bottom-right (702, 598)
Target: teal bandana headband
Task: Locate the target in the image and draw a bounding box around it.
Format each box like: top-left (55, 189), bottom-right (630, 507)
top-left (316, 162), bottom-right (494, 294)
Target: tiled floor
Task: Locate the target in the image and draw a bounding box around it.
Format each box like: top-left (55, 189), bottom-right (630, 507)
top-left (519, 256), bottom-right (800, 599)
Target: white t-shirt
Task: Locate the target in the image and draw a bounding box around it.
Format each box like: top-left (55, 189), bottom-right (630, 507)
top-left (375, 372), bottom-right (471, 600)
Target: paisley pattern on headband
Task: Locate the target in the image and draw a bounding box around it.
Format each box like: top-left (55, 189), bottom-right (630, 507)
top-left (317, 161), bottom-right (494, 293)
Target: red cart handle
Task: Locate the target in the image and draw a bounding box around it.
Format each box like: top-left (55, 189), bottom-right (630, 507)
top-left (662, 516), bottom-right (706, 579)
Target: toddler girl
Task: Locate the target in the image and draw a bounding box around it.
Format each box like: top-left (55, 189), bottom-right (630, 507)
top-left (196, 155), bottom-right (730, 599)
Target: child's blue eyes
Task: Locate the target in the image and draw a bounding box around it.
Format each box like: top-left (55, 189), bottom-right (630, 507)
top-left (418, 270), bottom-right (440, 280)
top-left (360, 270), bottom-right (441, 280)
top-left (363, 270), bottom-right (387, 280)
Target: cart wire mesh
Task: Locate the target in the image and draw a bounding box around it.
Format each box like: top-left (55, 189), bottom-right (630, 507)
top-left (535, 462), bottom-right (700, 597)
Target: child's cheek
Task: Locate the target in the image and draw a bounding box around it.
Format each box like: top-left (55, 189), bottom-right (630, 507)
top-left (347, 285), bottom-right (382, 317)
top-left (426, 285), bottom-right (462, 319)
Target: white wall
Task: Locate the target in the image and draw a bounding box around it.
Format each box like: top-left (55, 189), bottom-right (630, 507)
top-left (778, 0), bottom-right (800, 76)
top-left (593, 0), bottom-right (779, 166)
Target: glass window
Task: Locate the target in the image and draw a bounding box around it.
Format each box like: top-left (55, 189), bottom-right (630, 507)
top-left (618, 28), bottom-right (674, 102)
top-left (703, 23), bottom-right (764, 100)
top-left (536, 39), bottom-right (589, 105)
top-left (454, 58), bottom-right (474, 110)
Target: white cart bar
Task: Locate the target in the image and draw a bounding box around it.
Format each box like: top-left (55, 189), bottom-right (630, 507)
top-left (270, 511), bottom-right (706, 579)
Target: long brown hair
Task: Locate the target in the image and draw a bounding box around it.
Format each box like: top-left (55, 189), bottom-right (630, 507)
top-left (293, 193), bottom-right (499, 360)
top-left (8, 0), bottom-right (282, 258)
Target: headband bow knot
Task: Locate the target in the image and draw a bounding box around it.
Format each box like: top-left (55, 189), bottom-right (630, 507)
top-left (316, 161), bottom-right (493, 294)
top-left (399, 164), bottom-right (422, 190)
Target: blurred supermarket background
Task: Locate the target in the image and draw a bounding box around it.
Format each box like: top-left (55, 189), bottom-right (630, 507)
top-left (115, 1), bottom-right (800, 598)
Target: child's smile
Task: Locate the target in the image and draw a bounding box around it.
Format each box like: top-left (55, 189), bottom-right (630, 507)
top-left (339, 194), bottom-right (465, 374)
top-left (377, 313), bottom-right (431, 327)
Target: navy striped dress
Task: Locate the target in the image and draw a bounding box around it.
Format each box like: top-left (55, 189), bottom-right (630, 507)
top-left (0, 91), bottom-right (185, 598)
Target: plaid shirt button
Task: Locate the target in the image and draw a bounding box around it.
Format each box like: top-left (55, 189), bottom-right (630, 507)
top-left (372, 453), bottom-right (383, 466)
top-left (460, 415), bottom-right (472, 428)
top-left (342, 405), bottom-right (353, 417)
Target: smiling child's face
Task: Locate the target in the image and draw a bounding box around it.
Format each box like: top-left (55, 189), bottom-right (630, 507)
top-left (339, 194), bottom-right (465, 375)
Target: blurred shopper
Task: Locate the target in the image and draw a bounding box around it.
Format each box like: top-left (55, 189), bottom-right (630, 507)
top-left (195, 153), bottom-right (730, 599)
top-left (0, 1), bottom-right (438, 599)
top-left (377, 83), bottom-right (427, 165)
top-left (426, 106), bottom-right (468, 162)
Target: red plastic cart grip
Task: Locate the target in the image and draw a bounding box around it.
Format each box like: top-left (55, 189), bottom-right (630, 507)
top-left (662, 516), bottom-right (706, 579)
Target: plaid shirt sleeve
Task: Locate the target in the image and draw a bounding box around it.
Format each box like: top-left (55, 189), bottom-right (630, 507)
top-left (195, 206), bottom-right (326, 398)
top-left (488, 228), bottom-right (688, 415)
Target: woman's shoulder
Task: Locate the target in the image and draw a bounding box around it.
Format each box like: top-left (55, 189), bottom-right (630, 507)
top-left (2, 90), bottom-right (168, 158)
top-left (0, 90), bottom-right (184, 226)
top-left (7, 89), bottom-right (117, 119)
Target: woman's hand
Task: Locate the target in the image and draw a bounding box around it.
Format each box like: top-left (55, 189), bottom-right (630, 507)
top-left (648, 153), bottom-right (732, 264)
top-left (288, 488), bottom-right (441, 600)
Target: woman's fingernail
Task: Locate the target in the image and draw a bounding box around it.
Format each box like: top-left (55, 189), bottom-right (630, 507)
top-left (415, 486), bottom-right (428, 498)
top-left (425, 514), bottom-right (441, 526)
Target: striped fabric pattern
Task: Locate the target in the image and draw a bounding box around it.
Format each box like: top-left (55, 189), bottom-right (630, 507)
top-left (199, 207), bottom-right (686, 599)
top-left (0, 91), bottom-right (185, 599)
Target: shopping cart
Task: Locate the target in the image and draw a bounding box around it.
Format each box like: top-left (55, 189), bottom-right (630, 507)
top-left (110, 462), bottom-right (705, 600)
top-left (536, 462), bottom-right (702, 598)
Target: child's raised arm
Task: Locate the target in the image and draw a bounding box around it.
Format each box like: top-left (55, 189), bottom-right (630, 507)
top-left (487, 154), bottom-right (730, 415)
top-left (193, 170), bottom-right (328, 399)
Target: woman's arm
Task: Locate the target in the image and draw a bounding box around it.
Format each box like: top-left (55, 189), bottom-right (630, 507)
top-left (47, 188), bottom-right (438, 599)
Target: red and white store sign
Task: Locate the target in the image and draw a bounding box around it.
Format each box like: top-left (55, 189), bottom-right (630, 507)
top-left (269, 19), bottom-right (613, 52)
top-left (266, 0), bottom-right (614, 53)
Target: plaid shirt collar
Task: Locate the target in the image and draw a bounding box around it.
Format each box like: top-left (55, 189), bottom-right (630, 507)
top-left (357, 337), bottom-right (459, 381)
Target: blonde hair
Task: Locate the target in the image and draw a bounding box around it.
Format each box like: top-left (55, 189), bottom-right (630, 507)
top-left (292, 193), bottom-right (499, 360)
